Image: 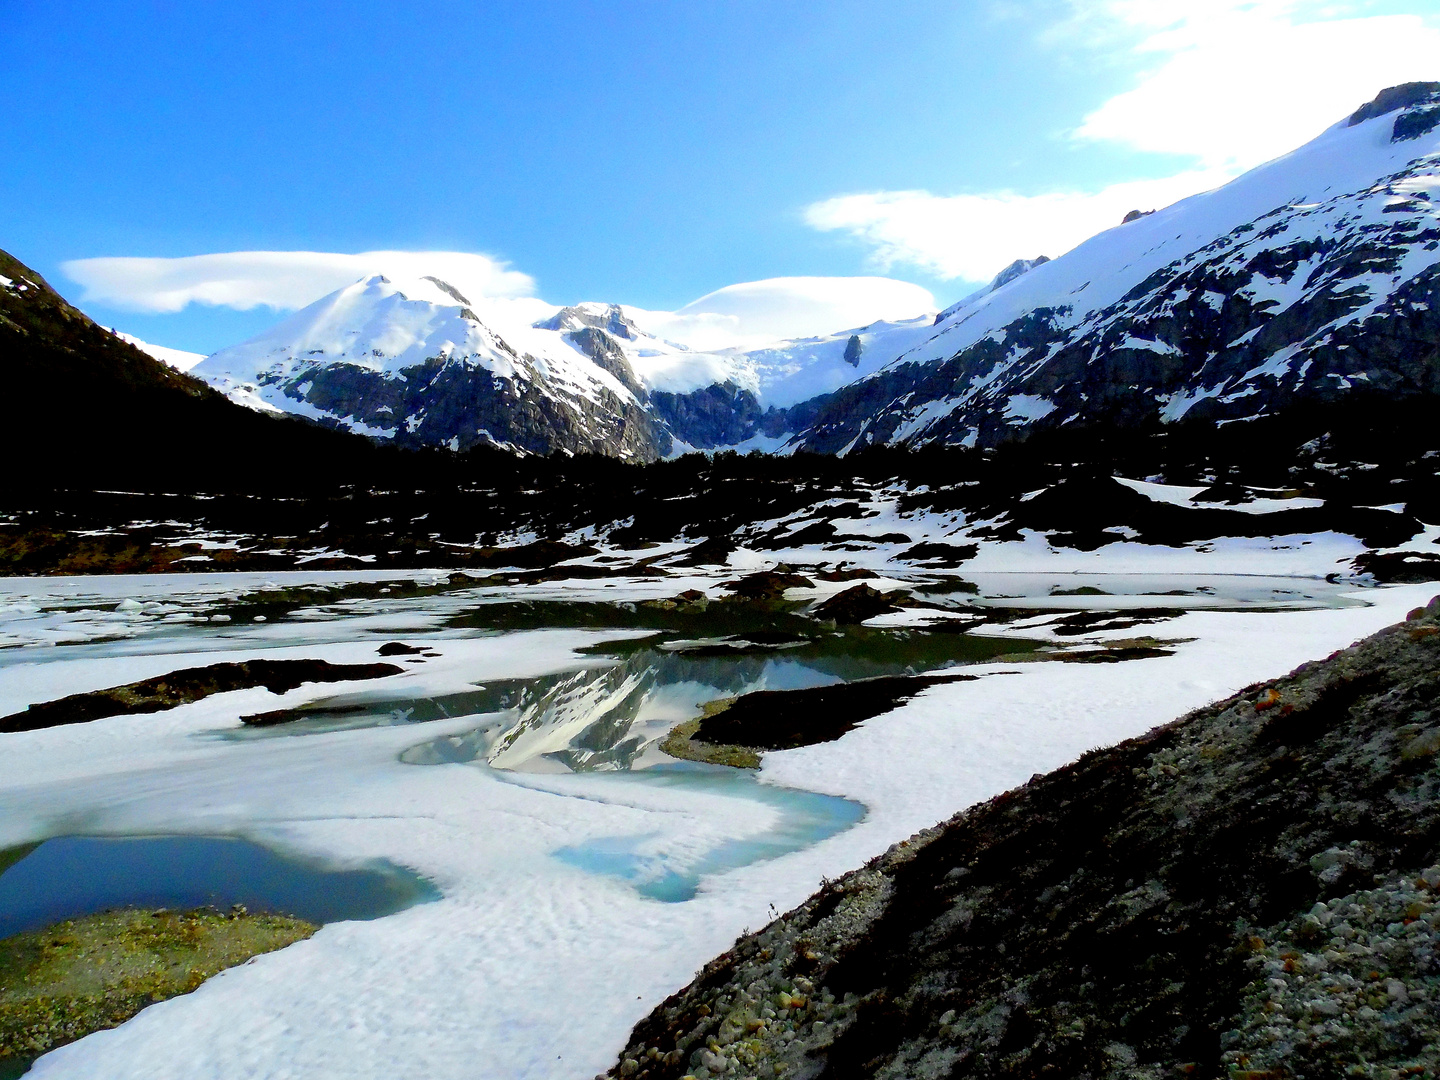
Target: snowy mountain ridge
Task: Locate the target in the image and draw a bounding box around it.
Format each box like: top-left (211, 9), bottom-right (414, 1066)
top-left (189, 83), bottom-right (1440, 460)
top-left (193, 271), bottom-right (939, 457)
top-left (797, 82), bottom-right (1440, 452)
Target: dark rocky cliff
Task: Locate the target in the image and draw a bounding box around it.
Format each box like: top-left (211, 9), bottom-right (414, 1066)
top-left (287, 348), bottom-right (668, 460)
top-left (606, 600), bottom-right (1440, 1080)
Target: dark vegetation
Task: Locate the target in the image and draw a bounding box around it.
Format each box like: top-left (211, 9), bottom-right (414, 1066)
top-left (0, 659), bottom-right (404, 732)
top-left (2, 243), bottom-right (1438, 580)
top-left (0, 248), bottom-right (459, 497)
top-left (2, 397), bottom-right (1437, 576)
top-left (606, 602), bottom-right (1440, 1080)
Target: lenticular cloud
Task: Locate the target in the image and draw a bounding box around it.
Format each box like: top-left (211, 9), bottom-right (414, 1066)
top-left (62, 250), bottom-right (537, 313)
top-left (626, 276), bottom-right (936, 351)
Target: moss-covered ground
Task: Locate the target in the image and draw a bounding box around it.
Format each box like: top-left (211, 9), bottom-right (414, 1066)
top-left (0, 907), bottom-right (315, 1074)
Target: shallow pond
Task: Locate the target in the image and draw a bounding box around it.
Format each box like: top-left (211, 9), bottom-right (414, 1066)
top-left (548, 762), bottom-right (867, 902)
top-left (232, 631), bottom-right (1035, 772)
top-left (0, 835), bottom-right (438, 938)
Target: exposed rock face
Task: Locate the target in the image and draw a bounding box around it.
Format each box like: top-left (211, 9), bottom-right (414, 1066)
top-left (288, 350), bottom-right (668, 458)
top-left (534, 301), bottom-right (640, 340)
top-left (566, 326), bottom-right (648, 397)
top-left (649, 382), bottom-right (768, 448)
top-left (648, 384), bottom-right (826, 450)
top-left (795, 88), bottom-right (1440, 455)
top-left (1348, 82), bottom-right (1440, 126)
top-left (989, 256), bottom-right (1049, 290)
top-left (606, 600), bottom-right (1440, 1080)
top-left (182, 86), bottom-right (1440, 463)
top-left (932, 258), bottom-right (1052, 326)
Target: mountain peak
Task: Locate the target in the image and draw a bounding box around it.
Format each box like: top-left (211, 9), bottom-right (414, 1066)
top-left (990, 256), bottom-right (1049, 292)
top-left (1347, 81), bottom-right (1440, 127)
top-left (534, 302), bottom-right (638, 340)
top-left (421, 276), bottom-right (472, 306)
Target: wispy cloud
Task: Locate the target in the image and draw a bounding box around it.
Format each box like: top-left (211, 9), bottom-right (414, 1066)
top-left (807, 0), bottom-right (1440, 283)
top-left (1074, 1), bottom-right (1440, 170)
top-left (805, 170), bottom-right (1227, 284)
top-left (62, 250), bottom-right (536, 313)
top-left (626, 276), bottom-right (936, 351)
top-left (75, 248), bottom-right (935, 353)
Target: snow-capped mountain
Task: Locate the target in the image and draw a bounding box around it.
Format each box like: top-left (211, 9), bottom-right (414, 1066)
top-left (191, 83), bottom-right (1440, 461)
top-left (631, 312), bottom-right (942, 452)
top-left (193, 275), bottom-right (941, 457)
top-left (794, 82), bottom-right (1440, 453)
top-left (194, 276), bottom-right (668, 458)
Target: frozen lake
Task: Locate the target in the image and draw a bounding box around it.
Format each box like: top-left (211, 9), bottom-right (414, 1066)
top-left (0, 568), bottom-right (1432, 1079)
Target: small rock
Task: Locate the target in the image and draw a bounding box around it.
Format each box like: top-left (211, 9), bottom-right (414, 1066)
top-left (812, 584), bottom-right (904, 624)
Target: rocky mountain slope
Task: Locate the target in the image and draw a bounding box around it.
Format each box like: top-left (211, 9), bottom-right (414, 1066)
top-left (604, 599), bottom-right (1440, 1080)
top-left (188, 85), bottom-right (1440, 462)
top-left (797, 83), bottom-right (1440, 453)
top-left (0, 248), bottom-right (420, 494)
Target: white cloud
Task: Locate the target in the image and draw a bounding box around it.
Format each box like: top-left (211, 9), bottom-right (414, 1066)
top-left (1074, 2), bottom-right (1440, 170)
top-left (807, 0), bottom-right (1440, 282)
top-left (805, 170), bottom-right (1227, 284)
top-left (625, 276), bottom-right (937, 350)
top-left (62, 250), bottom-right (536, 313)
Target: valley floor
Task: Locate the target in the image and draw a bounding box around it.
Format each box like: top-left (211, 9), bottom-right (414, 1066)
top-left (0, 562), bottom-right (1435, 1079)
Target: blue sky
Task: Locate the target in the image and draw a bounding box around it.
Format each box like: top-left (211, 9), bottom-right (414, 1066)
top-left (2, 1), bottom-right (1438, 353)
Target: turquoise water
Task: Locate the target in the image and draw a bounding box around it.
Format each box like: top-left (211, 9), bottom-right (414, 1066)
top-left (0, 834), bottom-right (439, 937)
top-left (551, 762), bottom-right (866, 902)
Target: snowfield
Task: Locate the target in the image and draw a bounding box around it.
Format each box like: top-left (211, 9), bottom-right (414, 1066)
top-left (1, 565), bottom-right (1435, 1079)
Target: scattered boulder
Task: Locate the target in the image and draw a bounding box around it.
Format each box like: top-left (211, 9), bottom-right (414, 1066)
top-left (377, 642), bottom-right (425, 656)
top-left (812, 583), bottom-right (905, 624)
top-left (721, 569), bottom-right (814, 602)
top-left (815, 566), bottom-right (879, 582)
top-left (1354, 550), bottom-right (1440, 583)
